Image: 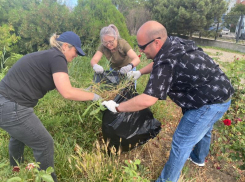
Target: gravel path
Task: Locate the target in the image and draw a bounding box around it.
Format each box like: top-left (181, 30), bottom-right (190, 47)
top-left (202, 48), bottom-right (244, 62)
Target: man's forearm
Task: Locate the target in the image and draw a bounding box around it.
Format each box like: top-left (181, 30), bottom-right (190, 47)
top-left (117, 93), bottom-right (158, 112)
top-left (139, 62), bottom-right (154, 75)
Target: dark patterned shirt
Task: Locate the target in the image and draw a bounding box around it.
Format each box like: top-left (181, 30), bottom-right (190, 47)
top-left (144, 36), bottom-right (234, 111)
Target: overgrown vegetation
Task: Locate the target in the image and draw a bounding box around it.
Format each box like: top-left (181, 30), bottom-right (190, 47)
top-left (0, 47), bottom-right (245, 181)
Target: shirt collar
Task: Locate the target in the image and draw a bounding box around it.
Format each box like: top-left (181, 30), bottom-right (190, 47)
top-left (153, 37), bottom-right (170, 62)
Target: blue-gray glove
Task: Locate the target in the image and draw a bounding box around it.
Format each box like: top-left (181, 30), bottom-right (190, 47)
top-left (93, 93), bottom-right (102, 101)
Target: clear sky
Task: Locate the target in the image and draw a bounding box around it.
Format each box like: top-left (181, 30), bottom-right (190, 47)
top-left (61, 0), bottom-right (77, 7)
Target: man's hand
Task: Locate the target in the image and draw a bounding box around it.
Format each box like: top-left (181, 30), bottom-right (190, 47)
top-left (127, 71), bottom-right (141, 80)
top-left (93, 64), bottom-right (104, 74)
top-left (102, 100), bottom-right (119, 113)
top-left (119, 64), bottom-right (133, 74)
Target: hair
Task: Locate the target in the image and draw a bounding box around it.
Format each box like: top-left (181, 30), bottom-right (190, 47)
top-left (49, 33), bottom-right (73, 52)
top-left (100, 24), bottom-right (120, 43)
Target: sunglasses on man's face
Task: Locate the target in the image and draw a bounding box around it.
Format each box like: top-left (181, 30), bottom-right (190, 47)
top-left (138, 37), bottom-right (161, 50)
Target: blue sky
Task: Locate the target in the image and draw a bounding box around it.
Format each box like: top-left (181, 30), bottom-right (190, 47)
top-left (61, 0), bottom-right (77, 7)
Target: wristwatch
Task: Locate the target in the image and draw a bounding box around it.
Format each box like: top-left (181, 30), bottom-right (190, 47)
top-left (128, 63), bottom-right (134, 69)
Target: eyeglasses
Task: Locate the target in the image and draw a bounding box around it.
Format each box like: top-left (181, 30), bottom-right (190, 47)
top-left (138, 37), bottom-right (161, 50)
top-left (102, 38), bottom-right (115, 46)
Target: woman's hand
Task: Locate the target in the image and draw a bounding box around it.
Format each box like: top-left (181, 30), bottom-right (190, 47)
top-left (119, 64), bottom-right (133, 74)
top-left (93, 64), bottom-right (104, 74)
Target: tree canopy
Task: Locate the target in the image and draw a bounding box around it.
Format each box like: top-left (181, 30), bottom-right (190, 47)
top-left (146, 0), bottom-right (227, 37)
top-left (225, 3), bottom-right (245, 31)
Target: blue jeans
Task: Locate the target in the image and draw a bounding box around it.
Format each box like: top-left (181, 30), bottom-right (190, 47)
top-left (156, 100), bottom-right (231, 182)
top-left (0, 94), bottom-right (57, 181)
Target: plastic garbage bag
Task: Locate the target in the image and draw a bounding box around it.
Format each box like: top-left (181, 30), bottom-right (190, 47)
top-left (102, 86), bottom-right (162, 152)
top-left (93, 71), bottom-right (123, 86)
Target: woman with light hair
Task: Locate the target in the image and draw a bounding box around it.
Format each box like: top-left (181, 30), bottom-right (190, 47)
top-left (91, 24), bottom-right (140, 74)
top-left (0, 31), bottom-right (101, 182)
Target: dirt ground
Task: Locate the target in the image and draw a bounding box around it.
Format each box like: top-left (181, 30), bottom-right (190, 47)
top-left (118, 49), bottom-right (245, 181)
top-left (202, 48), bottom-right (244, 62)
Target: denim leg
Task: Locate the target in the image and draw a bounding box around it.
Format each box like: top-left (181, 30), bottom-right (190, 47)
top-left (0, 96), bottom-right (57, 181)
top-left (156, 100), bottom-right (231, 182)
top-left (190, 126), bottom-right (213, 164)
top-left (9, 137), bottom-right (25, 166)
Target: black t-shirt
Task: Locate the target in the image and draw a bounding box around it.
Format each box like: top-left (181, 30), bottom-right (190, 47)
top-left (0, 47), bottom-right (68, 107)
top-left (144, 36), bottom-right (234, 111)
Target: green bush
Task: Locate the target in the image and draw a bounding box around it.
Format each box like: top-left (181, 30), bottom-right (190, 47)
top-left (214, 56), bottom-right (245, 170)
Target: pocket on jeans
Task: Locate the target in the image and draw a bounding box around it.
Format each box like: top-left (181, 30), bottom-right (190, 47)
top-left (186, 105), bottom-right (211, 121)
top-left (1, 101), bottom-right (18, 127)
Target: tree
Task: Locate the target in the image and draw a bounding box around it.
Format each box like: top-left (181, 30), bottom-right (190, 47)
top-left (0, 24), bottom-right (20, 54)
top-left (225, 3), bottom-right (245, 32)
top-left (12, 0), bottom-right (71, 54)
top-left (111, 0), bottom-right (145, 16)
top-left (111, 0), bottom-right (151, 35)
top-left (146, 0), bottom-right (227, 38)
top-left (125, 7), bottom-right (151, 35)
top-left (206, 0), bottom-right (228, 40)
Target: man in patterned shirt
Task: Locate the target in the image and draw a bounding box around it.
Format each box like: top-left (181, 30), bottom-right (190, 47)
top-left (102, 20), bottom-right (234, 182)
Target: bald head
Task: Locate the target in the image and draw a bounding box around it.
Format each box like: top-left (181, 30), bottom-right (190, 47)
top-left (136, 21), bottom-right (168, 59)
top-left (137, 21), bottom-right (167, 43)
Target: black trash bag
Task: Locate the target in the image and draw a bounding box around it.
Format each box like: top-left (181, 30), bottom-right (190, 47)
top-left (102, 86), bottom-right (162, 152)
top-left (93, 71), bottom-right (124, 86)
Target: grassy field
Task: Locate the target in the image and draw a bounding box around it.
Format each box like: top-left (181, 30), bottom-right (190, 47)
top-left (0, 47), bottom-right (245, 181)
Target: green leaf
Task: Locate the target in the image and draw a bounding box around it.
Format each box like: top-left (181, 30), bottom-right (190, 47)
top-left (35, 176), bottom-right (41, 182)
top-left (89, 107), bottom-right (101, 115)
top-left (0, 162), bottom-right (8, 168)
top-left (134, 159), bottom-right (141, 165)
top-left (46, 166), bottom-right (54, 174)
top-left (7, 177), bottom-right (22, 182)
top-left (40, 174), bottom-right (54, 182)
top-left (82, 102), bottom-right (96, 117)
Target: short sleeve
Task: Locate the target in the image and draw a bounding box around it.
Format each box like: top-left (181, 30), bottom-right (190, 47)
top-left (119, 39), bottom-right (132, 53)
top-left (97, 44), bottom-right (104, 53)
top-left (143, 60), bottom-right (173, 100)
top-left (49, 55), bottom-right (68, 74)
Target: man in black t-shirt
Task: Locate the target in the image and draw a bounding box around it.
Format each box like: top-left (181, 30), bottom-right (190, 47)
top-left (102, 21), bottom-right (234, 182)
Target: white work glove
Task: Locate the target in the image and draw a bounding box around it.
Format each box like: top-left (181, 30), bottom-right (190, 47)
top-left (101, 100), bottom-right (119, 113)
top-left (93, 93), bottom-right (102, 101)
top-left (119, 64), bottom-right (133, 74)
top-left (93, 64), bottom-right (104, 74)
top-left (127, 71), bottom-right (141, 80)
